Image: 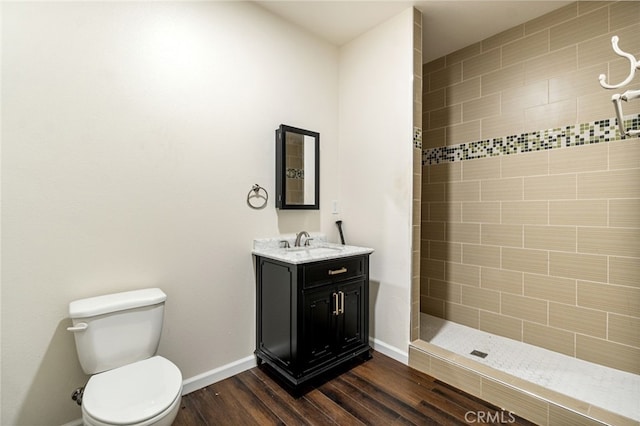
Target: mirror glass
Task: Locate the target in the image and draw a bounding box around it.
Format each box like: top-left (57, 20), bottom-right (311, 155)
top-left (276, 125), bottom-right (319, 209)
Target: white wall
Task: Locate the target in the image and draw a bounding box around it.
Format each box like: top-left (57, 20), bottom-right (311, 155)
top-left (1, 2), bottom-right (339, 424)
top-left (338, 9), bottom-right (414, 359)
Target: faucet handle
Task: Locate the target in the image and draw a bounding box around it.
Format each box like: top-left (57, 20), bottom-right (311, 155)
top-left (279, 240), bottom-right (290, 248)
top-left (304, 238), bottom-right (313, 247)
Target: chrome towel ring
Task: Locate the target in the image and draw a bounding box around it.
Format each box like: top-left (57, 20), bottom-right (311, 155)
top-left (247, 184), bottom-right (268, 210)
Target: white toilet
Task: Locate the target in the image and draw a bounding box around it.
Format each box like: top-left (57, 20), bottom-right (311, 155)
top-left (67, 288), bottom-right (183, 426)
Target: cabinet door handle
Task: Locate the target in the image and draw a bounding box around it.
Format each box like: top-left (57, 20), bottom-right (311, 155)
top-left (328, 267), bottom-right (347, 275)
top-left (332, 292), bottom-right (340, 315)
top-left (339, 291), bottom-right (345, 314)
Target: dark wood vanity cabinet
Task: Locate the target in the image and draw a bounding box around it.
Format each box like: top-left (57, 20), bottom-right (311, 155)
top-left (254, 254), bottom-right (371, 387)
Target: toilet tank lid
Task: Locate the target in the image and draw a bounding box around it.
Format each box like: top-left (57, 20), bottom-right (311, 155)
top-left (69, 288), bottom-right (167, 318)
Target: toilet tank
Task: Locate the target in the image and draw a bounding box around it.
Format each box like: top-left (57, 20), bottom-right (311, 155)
top-left (68, 288), bottom-right (167, 375)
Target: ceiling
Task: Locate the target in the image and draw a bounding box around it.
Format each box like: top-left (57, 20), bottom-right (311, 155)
top-left (256, 1), bottom-right (572, 63)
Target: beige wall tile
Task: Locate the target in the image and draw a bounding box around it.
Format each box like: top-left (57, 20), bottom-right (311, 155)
top-left (462, 285), bottom-right (500, 312)
top-left (609, 138), bottom-right (640, 170)
top-left (578, 24), bottom-right (640, 69)
top-left (445, 302), bottom-right (479, 328)
top-left (424, 127), bottom-right (445, 149)
top-left (576, 334), bottom-right (640, 375)
top-left (481, 111), bottom-right (524, 140)
top-left (429, 278), bottom-right (461, 303)
top-left (524, 273), bottom-right (576, 305)
top-left (446, 42), bottom-right (481, 66)
top-left (430, 104), bottom-right (461, 129)
top-left (577, 1), bottom-right (609, 16)
top-left (524, 225), bottom-right (576, 252)
top-left (430, 240), bottom-right (462, 262)
top-left (502, 30), bottom-right (549, 67)
top-left (524, 99), bottom-right (577, 133)
top-left (609, 256), bottom-right (640, 288)
top-left (463, 48), bottom-right (500, 80)
top-left (481, 267), bottom-right (523, 294)
top-left (549, 252), bottom-right (607, 282)
top-left (578, 227), bottom-right (640, 257)
top-left (481, 379), bottom-right (549, 426)
top-left (525, 3), bottom-right (577, 35)
top-left (423, 221), bottom-right (445, 241)
top-left (524, 174), bottom-right (576, 200)
top-left (463, 201), bottom-right (501, 223)
top-left (480, 311), bottom-right (523, 341)
top-left (481, 63), bottom-right (524, 96)
top-left (446, 77), bottom-right (480, 106)
top-left (502, 293), bottom-right (549, 325)
top-left (523, 321), bottom-right (575, 357)
top-left (446, 261), bottom-right (480, 287)
top-left (609, 313), bottom-right (640, 348)
top-left (483, 25), bottom-right (524, 52)
top-left (446, 180), bottom-right (480, 202)
top-left (462, 156), bottom-right (500, 181)
top-left (430, 62), bottom-right (462, 91)
top-left (430, 356), bottom-right (482, 394)
top-left (525, 46), bottom-right (577, 84)
top-left (421, 296), bottom-right (445, 317)
top-left (549, 200), bottom-right (608, 226)
top-left (549, 143), bottom-right (608, 174)
top-left (463, 244), bottom-right (501, 268)
top-left (430, 201), bottom-right (461, 222)
top-left (550, 7), bottom-right (608, 51)
top-left (502, 201), bottom-right (548, 225)
top-left (502, 247), bottom-right (549, 274)
top-left (425, 88), bottom-right (445, 111)
top-left (577, 91), bottom-right (621, 124)
top-left (446, 222), bottom-right (480, 244)
top-left (481, 177), bottom-right (523, 201)
top-left (481, 224), bottom-right (523, 248)
top-left (549, 64), bottom-right (607, 103)
top-left (429, 161), bottom-right (462, 183)
top-left (501, 150), bottom-right (548, 178)
top-left (446, 120), bottom-right (481, 146)
top-left (610, 0), bottom-right (640, 31)
top-left (549, 302), bottom-right (607, 338)
top-left (578, 280), bottom-right (640, 318)
top-left (422, 258), bottom-right (445, 279)
top-left (422, 182), bottom-right (445, 202)
top-left (502, 79), bottom-right (548, 113)
top-left (463, 93), bottom-right (500, 122)
top-left (424, 57), bottom-right (445, 75)
top-left (577, 169), bottom-right (640, 199)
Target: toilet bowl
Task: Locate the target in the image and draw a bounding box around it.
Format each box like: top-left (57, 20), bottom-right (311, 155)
top-left (67, 289), bottom-right (183, 426)
top-left (81, 356), bottom-right (182, 426)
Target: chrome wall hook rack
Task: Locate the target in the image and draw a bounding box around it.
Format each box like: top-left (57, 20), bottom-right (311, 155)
top-left (599, 36), bottom-right (640, 139)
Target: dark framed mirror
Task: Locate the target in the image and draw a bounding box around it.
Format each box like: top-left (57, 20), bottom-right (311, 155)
top-left (275, 124), bottom-right (319, 210)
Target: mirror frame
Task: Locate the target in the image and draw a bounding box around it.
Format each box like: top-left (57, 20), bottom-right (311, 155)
top-left (275, 124), bottom-right (320, 210)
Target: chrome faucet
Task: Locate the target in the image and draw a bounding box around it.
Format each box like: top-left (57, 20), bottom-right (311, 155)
top-left (294, 231), bottom-right (310, 247)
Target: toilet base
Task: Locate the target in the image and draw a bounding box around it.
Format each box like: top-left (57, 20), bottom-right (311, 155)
top-left (82, 392), bottom-right (182, 426)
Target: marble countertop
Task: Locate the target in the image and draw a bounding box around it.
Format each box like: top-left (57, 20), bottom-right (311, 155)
top-left (252, 234), bottom-right (374, 265)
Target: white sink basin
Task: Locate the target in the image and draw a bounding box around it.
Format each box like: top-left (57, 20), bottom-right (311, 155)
top-left (252, 237), bottom-right (374, 264)
top-left (286, 246), bottom-right (344, 256)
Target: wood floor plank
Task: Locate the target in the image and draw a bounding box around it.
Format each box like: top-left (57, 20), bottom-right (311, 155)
top-left (173, 351), bottom-right (541, 426)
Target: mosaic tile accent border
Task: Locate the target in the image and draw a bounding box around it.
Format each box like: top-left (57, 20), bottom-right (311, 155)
top-left (414, 126), bottom-right (422, 149)
top-left (286, 168), bottom-right (304, 179)
top-left (423, 114), bottom-right (640, 165)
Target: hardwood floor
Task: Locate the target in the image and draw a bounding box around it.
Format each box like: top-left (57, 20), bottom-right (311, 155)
top-left (173, 351), bottom-right (537, 425)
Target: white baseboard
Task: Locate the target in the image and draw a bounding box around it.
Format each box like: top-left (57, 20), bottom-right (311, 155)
top-left (369, 338), bottom-right (408, 365)
top-left (60, 418), bottom-right (83, 426)
top-left (181, 354), bottom-right (257, 395)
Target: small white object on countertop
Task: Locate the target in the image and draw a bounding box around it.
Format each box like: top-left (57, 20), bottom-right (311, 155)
top-left (252, 234), bottom-right (374, 264)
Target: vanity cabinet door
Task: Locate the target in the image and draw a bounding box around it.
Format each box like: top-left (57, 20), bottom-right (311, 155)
top-left (301, 286), bottom-right (337, 372)
top-left (335, 278), bottom-right (366, 355)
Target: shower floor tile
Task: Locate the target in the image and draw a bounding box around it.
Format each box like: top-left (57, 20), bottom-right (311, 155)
top-left (420, 314), bottom-right (640, 422)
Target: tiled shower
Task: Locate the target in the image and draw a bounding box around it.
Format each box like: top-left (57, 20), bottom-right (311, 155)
top-left (415, 1), bottom-right (639, 423)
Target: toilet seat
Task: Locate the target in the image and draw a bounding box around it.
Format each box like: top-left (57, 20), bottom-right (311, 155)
top-left (82, 356), bottom-right (182, 425)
